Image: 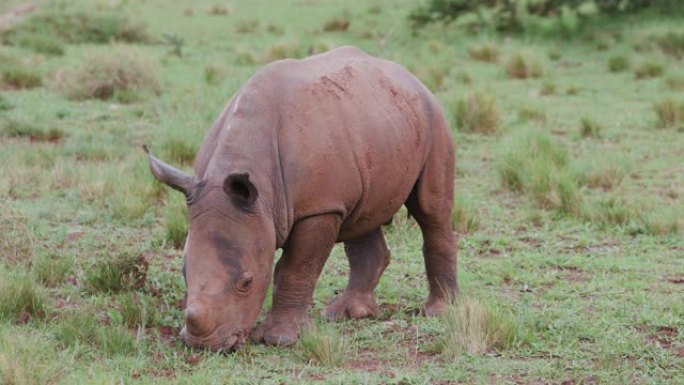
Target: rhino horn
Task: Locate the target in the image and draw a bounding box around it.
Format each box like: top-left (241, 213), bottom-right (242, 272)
top-left (143, 144), bottom-right (195, 196)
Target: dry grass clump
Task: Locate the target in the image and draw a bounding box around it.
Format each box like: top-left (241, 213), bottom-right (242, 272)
top-left (261, 42), bottom-right (305, 63)
top-left (15, 33), bottom-right (65, 56)
top-left (518, 106), bottom-right (547, 124)
top-left (452, 193), bottom-right (480, 234)
top-left (579, 117), bottom-right (603, 138)
top-left (634, 60), bottom-right (665, 79)
top-left (54, 48), bottom-right (160, 103)
top-left (235, 19), bottom-right (259, 34)
top-left (439, 297), bottom-right (522, 359)
top-left (414, 64), bottom-right (450, 91)
top-left (664, 75), bottom-right (684, 91)
top-left (298, 324), bottom-right (350, 367)
top-left (574, 157), bottom-right (628, 190)
top-left (652, 99), bottom-right (684, 128)
top-left (584, 195), bottom-right (642, 228)
top-left (455, 90), bottom-right (500, 134)
top-left (607, 54), bottom-right (630, 73)
top-left (323, 16), bottom-right (351, 32)
top-left (467, 42), bottom-right (500, 63)
top-left (0, 205), bottom-right (36, 263)
top-left (207, 5), bottom-right (231, 16)
top-left (497, 128), bottom-right (583, 215)
top-left (505, 51), bottom-right (544, 79)
top-left (540, 80), bottom-right (556, 96)
top-left (32, 253), bottom-right (72, 288)
top-left (85, 252), bottom-right (148, 294)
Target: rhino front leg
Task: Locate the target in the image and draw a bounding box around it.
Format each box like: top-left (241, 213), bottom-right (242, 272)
top-left (325, 228), bottom-right (389, 321)
top-left (251, 214), bottom-right (341, 346)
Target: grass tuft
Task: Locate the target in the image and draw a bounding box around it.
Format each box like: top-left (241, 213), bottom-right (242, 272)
top-left (414, 64), bottom-right (450, 91)
top-left (298, 324), bottom-right (350, 367)
top-left (32, 253), bottom-right (72, 288)
top-left (439, 297), bottom-right (522, 359)
top-left (16, 33), bottom-right (65, 56)
top-left (261, 42), bottom-right (305, 63)
top-left (0, 271), bottom-right (48, 322)
top-left (164, 194), bottom-right (188, 249)
top-left (652, 99), bottom-right (684, 128)
top-left (54, 48), bottom-right (160, 103)
top-left (653, 31), bottom-right (684, 59)
top-left (634, 61), bottom-right (665, 80)
top-left (452, 192), bottom-right (480, 234)
top-left (607, 54), bottom-right (630, 73)
top-left (579, 117), bottom-right (603, 138)
top-left (1, 118), bottom-right (65, 142)
top-left (0, 205), bottom-right (36, 262)
top-left (467, 42), bottom-right (499, 63)
top-left (0, 328), bottom-right (64, 385)
top-left (85, 252), bottom-right (148, 294)
top-left (55, 310), bottom-right (136, 355)
top-left (518, 106), bottom-right (547, 124)
top-left (323, 16), bottom-right (351, 32)
top-left (0, 60), bottom-right (42, 90)
top-left (505, 51), bottom-right (544, 79)
top-left (497, 128), bottom-right (583, 215)
top-left (455, 90), bottom-right (500, 134)
top-left (117, 292), bottom-right (157, 329)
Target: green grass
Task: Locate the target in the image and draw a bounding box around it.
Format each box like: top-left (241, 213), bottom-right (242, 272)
top-left (454, 90), bottom-right (500, 134)
top-left (0, 0), bottom-right (682, 383)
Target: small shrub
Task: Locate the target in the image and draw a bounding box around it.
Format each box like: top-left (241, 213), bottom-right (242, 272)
top-left (164, 194), bottom-right (188, 249)
top-left (0, 272), bottom-right (48, 322)
top-left (634, 61), bottom-right (665, 79)
top-left (85, 252), bottom-right (148, 294)
top-left (455, 90), bottom-right (500, 134)
top-left (505, 52), bottom-right (544, 79)
top-left (1, 119), bottom-right (65, 142)
top-left (653, 99), bottom-right (684, 128)
top-left (467, 42), bottom-right (499, 63)
top-left (579, 117), bottom-right (603, 138)
top-left (299, 324), bottom-right (350, 367)
top-left (608, 55), bottom-right (630, 73)
top-left (32, 253), bottom-right (72, 287)
top-left (439, 297), bottom-right (521, 359)
top-left (452, 193), bottom-right (479, 234)
top-left (323, 16), bottom-right (351, 32)
top-left (54, 48), bottom-right (160, 103)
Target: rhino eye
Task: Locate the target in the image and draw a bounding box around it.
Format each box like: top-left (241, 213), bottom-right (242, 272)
top-left (235, 273), bottom-right (253, 294)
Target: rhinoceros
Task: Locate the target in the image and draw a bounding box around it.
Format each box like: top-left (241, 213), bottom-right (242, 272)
top-left (145, 46), bottom-right (457, 351)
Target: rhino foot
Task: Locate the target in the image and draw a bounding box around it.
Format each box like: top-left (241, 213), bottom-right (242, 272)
top-left (250, 316), bottom-right (306, 346)
top-left (325, 292), bottom-right (378, 321)
top-left (423, 297), bottom-right (449, 317)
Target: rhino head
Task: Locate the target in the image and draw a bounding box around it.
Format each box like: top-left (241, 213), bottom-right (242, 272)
top-left (144, 145), bottom-right (275, 352)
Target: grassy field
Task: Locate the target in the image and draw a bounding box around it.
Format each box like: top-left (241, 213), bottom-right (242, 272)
top-left (1, 0), bottom-right (683, 384)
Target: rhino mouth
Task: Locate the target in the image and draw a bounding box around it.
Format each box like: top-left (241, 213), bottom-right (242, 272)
top-left (180, 324), bottom-right (248, 352)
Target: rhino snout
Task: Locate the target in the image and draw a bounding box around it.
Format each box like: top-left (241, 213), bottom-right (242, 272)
top-left (184, 305), bottom-right (213, 337)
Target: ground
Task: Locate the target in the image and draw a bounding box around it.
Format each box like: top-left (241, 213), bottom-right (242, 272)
top-left (0, 0), bottom-right (682, 384)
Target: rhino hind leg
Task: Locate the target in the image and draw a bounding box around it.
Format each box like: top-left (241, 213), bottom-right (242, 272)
top-left (251, 214), bottom-right (341, 346)
top-left (405, 140), bottom-right (458, 317)
top-left (325, 228), bottom-right (390, 321)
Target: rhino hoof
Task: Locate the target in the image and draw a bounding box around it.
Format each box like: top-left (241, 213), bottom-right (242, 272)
top-left (325, 292), bottom-right (378, 321)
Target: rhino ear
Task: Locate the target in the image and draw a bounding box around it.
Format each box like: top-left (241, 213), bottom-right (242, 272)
top-left (223, 172), bottom-right (258, 206)
top-left (143, 145), bottom-right (195, 197)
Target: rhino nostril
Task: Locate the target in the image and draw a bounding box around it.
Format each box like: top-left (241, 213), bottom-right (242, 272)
top-left (184, 306), bottom-right (209, 335)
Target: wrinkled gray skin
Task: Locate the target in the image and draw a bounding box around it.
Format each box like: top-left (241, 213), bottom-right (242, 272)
top-left (146, 46), bottom-right (457, 352)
